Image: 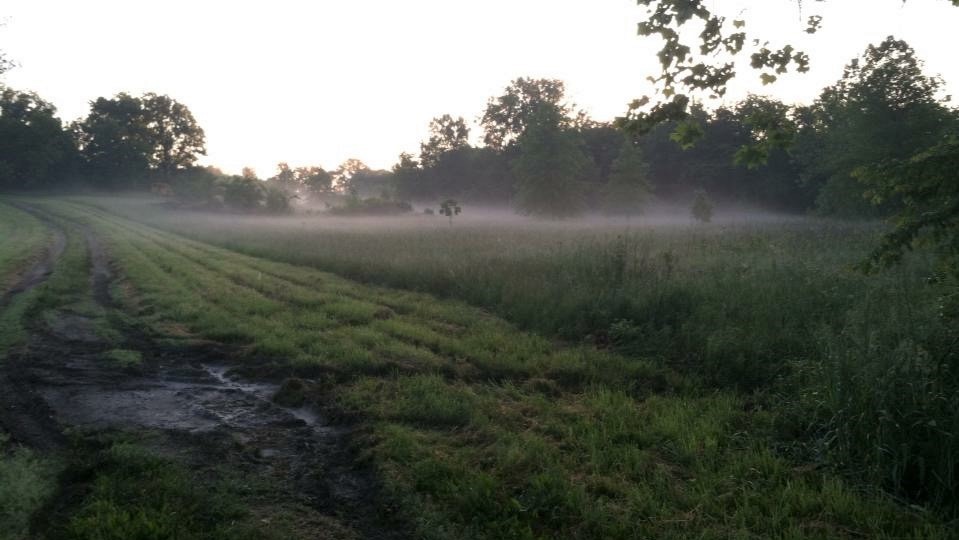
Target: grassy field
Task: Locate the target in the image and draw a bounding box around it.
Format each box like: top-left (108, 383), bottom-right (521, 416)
top-left (87, 195), bottom-right (959, 514)
top-left (0, 196), bottom-right (945, 538)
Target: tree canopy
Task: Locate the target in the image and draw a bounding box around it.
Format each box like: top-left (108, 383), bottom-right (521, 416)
top-left (481, 78), bottom-right (571, 149)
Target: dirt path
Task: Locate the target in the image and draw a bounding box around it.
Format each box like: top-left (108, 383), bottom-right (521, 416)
top-left (0, 205), bottom-right (406, 539)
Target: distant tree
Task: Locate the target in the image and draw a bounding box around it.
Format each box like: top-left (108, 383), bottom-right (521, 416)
top-left (77, 93), bottom-right (153, 187)
top-left (296, 166), bottom-right (333, 198)
top-left (333, 158), bottom-right (369, 193)
top-left (482, 78), bottom-right (570, 149)
top-left (420, 115), bottom-right (470, 167)
top-left (392, 152), bottom-right (426, 200)
top-left (241, 166), bottom-right (259, 180)
top-left (578, 123), bottom-right (626, 186)
top-left (0, 89), bottom-right (78, 189)
top-left (599, 140), bottom-right (651, 216)
top-left (78, 92), bottom-right (205, 187)
top-left (691, 189), bottom-right (714, 223)
top-left (141, 93), bottom-right (206, 177)
top-left (349, 168), bottom-right (393, 198)
top-left (439, 198), bottom-right (462, 226)
top-left (221, 175), bottom-right (264, 211)
top-left (512, 105), bottom-right (592, 218)
top-left (267, 162), bottom-right (297, 192)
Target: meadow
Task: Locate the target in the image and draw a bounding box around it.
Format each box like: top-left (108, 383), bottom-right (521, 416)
top-left (88, 195), bottom-right (959, 510)
top-left (0, 195), bottom-right (955, 538)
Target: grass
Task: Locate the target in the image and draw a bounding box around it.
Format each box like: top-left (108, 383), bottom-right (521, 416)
top-left (0, 201), bottom-right (54, 354)
top-left (0, 200), bottom-right (51, 290)
top-left (0, 433), bottom-right (60, 540)
top-left (81, 195), bottom-right (959, 516)
top-left (38, 436), bottom-right (283, 540)
top-left (103, 348), bottom-right (142, 368)
top-left (24, 197), bottom-right (952, 538)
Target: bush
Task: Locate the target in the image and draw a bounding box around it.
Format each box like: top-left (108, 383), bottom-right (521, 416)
top-left (328, 197), bottom-right (412, 216)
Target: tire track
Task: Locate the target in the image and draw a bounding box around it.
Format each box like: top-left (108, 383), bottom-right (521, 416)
top-left (4, 202), bottom-right (408, 539)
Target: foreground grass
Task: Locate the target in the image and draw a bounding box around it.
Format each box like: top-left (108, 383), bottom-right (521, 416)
top-left (34, 198), bottom-right (950, 538)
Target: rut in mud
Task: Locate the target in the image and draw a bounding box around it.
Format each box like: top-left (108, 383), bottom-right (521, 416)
top-left (0, 205), bottom-right (406, 539)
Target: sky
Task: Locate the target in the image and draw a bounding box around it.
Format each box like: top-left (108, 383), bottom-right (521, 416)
top-left (1, 0), bottom-right (957, 175)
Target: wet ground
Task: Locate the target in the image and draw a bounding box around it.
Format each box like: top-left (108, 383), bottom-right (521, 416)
top-left (0, 203), bottom-right (405, 539)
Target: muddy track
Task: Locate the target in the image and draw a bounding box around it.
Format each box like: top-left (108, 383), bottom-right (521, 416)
top-left (1, 204), bottom-right (407, 539)
top-left (0, 204), bottom-right (67, 310)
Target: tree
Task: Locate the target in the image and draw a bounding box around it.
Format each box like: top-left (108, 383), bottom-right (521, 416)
top-left (512, 105), bottom-right (592, 218)
top-left (620, 1), bottom-right (957, 147)
top-left (599, 140), bottom-right (652, 216)
top-left (439, 199), bottom-right (462, 226)
top-left (0, 89), bottom-right (78, 189)
top-left (691, 189), bottom-right (714, 223)
top-left (78, 93), bottom-right (153, 187)
top-left (420, 115), bottom-right (470, 167)
top-left (141, 93), bottom-right (206, 177)
top-left (392, 152), bottom-right (427, 200)
top-left (77, 92), bottom-right (206, 187)
top-left (267, 162), bottom-right (297, 192)
top-left (798, 38), bottom-right (951, 216)
top-left (333, 158), bottom-right (369, 193)
top-left (296, 166), bottom-right (333, 199)
top-left (482, 78), bottom-right (570, 149)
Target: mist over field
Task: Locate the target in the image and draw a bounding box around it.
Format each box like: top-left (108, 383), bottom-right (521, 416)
top-left (2, 2), bottom-right (958, 539)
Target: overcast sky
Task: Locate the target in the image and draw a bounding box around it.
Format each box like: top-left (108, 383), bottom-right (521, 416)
top-left (2, 0), bottom-right (957, 175)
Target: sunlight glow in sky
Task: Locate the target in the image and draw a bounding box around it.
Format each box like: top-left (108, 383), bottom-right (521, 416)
top-left (2, 0), bottom-right (957, 175)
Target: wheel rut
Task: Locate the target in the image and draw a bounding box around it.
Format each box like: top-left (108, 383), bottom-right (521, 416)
top-left (1, 204), bottom-right (407, 539)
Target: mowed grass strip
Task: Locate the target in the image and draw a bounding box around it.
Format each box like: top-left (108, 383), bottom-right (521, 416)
top-left (0, 199), bottom-right (52, 290)
top-left (38, 199), bottom-right (950, 538)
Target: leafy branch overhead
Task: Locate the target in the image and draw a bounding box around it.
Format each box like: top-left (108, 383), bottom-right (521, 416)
top-left (620, 0), bottom-right (813, 136)
top-left (621, 0), bottom-right (958, 138)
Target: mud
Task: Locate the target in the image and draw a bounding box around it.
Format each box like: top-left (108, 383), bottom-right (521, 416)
top-left (0, 205), bottom-right (407, 539)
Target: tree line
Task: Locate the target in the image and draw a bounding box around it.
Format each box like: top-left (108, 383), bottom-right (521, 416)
top-left (0, 36), bottom-right (956, 219)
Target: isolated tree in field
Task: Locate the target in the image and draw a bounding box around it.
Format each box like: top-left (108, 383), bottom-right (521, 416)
top-left (691, 189), bottom-right (713, 223)
top-left (600, 140), bottom-right (652, 216)
top-left (482, 78), bottom-right (570, 149)
top-left (0, 89), bottom-right (78, 189)
top-left (141, 93), bottom-right (206, 177)
top-left (512, 105), bottom-right (591, 218)
top-left (439, 198), bottom-right (461, 226)
top-left (420, 115), bottom-right (470, 167)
